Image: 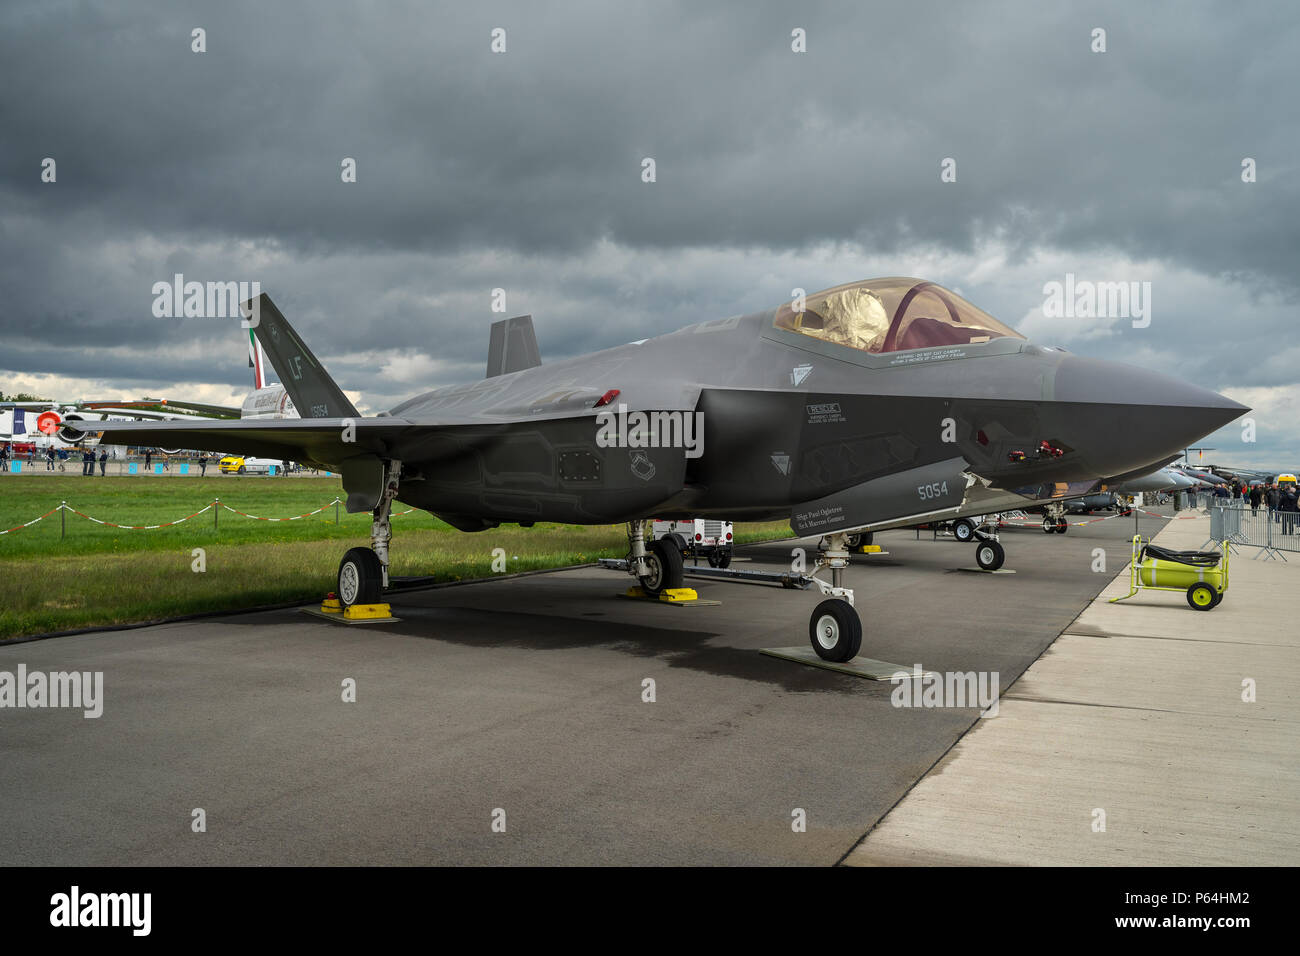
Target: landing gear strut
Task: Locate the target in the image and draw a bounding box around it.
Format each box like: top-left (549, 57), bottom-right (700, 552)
top-left (806, 532), bottom-right (862, 662)
top-left (336, 459), bottom-right (401, 608)
top-left (1041, 504), bottom-right (1068, 534)
top-left (626, 520), bottom-right (685, 597)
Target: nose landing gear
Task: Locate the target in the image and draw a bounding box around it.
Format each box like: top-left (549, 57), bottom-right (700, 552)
top-left (805, 532), bottom-right (862, 661)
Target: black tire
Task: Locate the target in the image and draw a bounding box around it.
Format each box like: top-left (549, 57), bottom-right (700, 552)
top-left (954, 519), bottom-right (975, 542)
top-left (1055, 520), bottom-right (1068, 534)
top-left (1209, 589), bottom-right (1224, 608)
top-left (640, 538), bottom-right (684, 596)
top-left (337, 547), bottom-right (383, 607)
top-left (845, 533), bottom-right (861, 549)
top-left (707, 549), bottom-right (722, 568)
top-left (1042, 517), bottom-right (1055, 534)
top-left (1186, 583), bottom-right (1216, 611)
top-left (975, 540), bottom-right (1005, 571)
top-left (716, 548), bottom-right (732, 569)
top-left (237, 464), bottom-right (246, 474)
top-left (808, 599), bottom-right (863, 662)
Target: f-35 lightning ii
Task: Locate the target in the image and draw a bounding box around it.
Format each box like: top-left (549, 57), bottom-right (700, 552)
top-left (83, 278), bottom-right (1246, 662)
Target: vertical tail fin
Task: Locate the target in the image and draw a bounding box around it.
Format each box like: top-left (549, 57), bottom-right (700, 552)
top-left (486, 314), bottom-right (542, 377)
top-left (241, 294), bottom-right (359, 419)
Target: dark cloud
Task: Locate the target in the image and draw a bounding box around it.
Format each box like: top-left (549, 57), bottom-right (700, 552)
top-left (1, 0), bottom-right (1296, 461)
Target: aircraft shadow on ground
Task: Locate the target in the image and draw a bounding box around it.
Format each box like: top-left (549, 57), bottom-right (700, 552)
top-left (373, 604), bottom-right (879, 695)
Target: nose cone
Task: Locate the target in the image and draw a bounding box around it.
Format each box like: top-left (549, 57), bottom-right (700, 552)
top-left (1048, 355), bottom-right (1248, 479)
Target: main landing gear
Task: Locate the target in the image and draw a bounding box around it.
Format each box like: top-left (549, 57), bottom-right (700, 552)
top-left (625, 520), bottom-right (686, 597)
top-left (336, 459), bottom-right (401, 608)
top-left (1041, 504), bottom-right (1068, 534)
top-left (614, 522), bottom-right (866, 662)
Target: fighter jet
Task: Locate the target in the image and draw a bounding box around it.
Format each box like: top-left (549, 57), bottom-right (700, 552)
top-left (82, 277), bottom-right (1246, 662)
top-left (1114, 466), bottom-right (1198, 494)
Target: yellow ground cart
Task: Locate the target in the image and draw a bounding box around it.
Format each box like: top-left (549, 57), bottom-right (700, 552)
top-left (1109, 535), bottom-right (1229, 610)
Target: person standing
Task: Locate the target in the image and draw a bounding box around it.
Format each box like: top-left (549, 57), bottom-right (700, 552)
top-left (144, 449), bottom-right (152, 472)
top-left (45, 446), bottom-right (55, 471)
top-left (1280, 485), bottom-right (1299, 536)
top-left (0, 443), bottom-right (9, 474)
top-left (1249, 483), bottom-right (1262, 515)
top-left (82, 448), bottom-right (93, 475)
top-left (98, 448), bottom-right (108, 476)
top-left (198, 454), bottom-right (208, 477)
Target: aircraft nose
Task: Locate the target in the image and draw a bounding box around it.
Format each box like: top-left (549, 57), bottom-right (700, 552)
top-left (1048, 355), bottom-right (1248, 478)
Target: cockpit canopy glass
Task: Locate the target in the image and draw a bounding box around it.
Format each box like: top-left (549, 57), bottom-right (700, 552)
top-left (773, 277), bottom-right (1024, 354)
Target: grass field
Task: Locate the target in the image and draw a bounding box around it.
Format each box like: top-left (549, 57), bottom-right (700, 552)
top-left (0, 475), bottom-right (793, 639)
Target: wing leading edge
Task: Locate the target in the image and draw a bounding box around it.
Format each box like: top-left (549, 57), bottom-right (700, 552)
top-left (82, 417), bottom-right (415, 469)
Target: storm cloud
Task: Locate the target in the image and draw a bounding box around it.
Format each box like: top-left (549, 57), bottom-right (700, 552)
top-left (1, 0), bottom-right (1295, 464)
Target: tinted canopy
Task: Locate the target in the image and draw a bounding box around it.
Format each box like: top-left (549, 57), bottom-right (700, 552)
top-left (774, 278), bottom-right (1023, 354)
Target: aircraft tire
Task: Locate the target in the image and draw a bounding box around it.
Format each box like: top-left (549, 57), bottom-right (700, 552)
top-left (338, 547), bottom-right (383, 607)
top-left (640, 539), bottom-right (684, 596)
top-left (953, 519), bottom-right (975, 542)
top-left (975, 540), bottom-right (1005, 571)
top-left (1042, 517), bottom-right (1055, 534)
top-left (1055, 520), bottom-right (1068, 534)
top-left (809, 599), bottom-right (862, 662)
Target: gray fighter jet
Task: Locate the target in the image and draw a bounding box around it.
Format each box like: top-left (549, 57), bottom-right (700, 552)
top-left (80, 277), bottom-right (1246, 662)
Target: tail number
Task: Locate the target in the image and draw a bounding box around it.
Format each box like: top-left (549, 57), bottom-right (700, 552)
top-left (918, 481), bottom-right (949, 501)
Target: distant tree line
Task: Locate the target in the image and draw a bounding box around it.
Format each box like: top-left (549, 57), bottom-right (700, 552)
top-left (0, 391), bottom-right (51, 402)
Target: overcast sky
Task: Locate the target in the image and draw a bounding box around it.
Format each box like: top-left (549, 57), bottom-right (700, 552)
top-left (2, 0), bottom-right (1296, 469)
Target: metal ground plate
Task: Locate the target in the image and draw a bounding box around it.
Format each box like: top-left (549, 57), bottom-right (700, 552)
top-left (759, 646), bottom-right (937, 681)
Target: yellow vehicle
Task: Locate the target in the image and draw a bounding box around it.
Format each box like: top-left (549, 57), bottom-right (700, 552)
top-left (1277, 473), bottom-right (1297, 487)
top-left (219, 455), bottom-right (278, 475)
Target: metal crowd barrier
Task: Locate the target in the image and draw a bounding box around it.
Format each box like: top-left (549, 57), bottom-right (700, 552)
top-left (1205, 501), bottom-right (1294, 561)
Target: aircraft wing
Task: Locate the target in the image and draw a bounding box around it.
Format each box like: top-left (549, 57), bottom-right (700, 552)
top-left (77, 416), bottom-right (419, 467)
top-left (82, 400), bottom-right (242, 418)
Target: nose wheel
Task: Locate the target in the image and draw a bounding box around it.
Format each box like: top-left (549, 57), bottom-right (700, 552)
top-left (809, 599), bottom-right (862, 662)
top-left (803, 531), bottom-right (864, 660)
top-left (975, 539), bottom-right (1005, 570)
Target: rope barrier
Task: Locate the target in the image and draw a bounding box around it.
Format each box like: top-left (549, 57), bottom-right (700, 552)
top-left (0, 497), bottom-right (423, 534)
top-left (0, 506), bottom-right (62, 536)
top-left (219, 501), bottom-right (336, 522)
top-left (63, 503), bottom-right (214, 530)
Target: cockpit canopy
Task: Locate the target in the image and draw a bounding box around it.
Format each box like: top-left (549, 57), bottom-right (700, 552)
top-left (773, 277), bottom-right (1024, 354)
